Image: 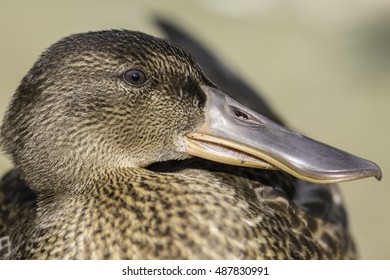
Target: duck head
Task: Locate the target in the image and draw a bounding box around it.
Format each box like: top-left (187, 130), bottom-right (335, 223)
top-left (0, 30), bottom-right (381, 192)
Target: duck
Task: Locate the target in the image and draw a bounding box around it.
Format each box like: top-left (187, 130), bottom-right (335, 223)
top-left (0, 25), bottom-right (381, 259)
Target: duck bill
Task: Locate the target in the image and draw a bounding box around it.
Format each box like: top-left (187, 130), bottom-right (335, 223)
top-left (184, 86), bottom-right (382, 184)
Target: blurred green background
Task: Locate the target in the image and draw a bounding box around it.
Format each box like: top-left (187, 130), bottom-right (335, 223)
top-left (0, 0), bottom-right (389, 259)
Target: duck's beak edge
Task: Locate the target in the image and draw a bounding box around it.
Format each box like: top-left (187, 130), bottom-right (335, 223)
top-left (184, 86), bottom-right (382, 184)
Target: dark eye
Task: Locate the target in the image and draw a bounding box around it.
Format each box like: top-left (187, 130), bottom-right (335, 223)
top-left (123, 69), bottom-right (147, 86)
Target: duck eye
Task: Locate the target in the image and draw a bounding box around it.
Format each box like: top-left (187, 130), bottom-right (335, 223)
top-left (123, 69), bottom-right (147, 86)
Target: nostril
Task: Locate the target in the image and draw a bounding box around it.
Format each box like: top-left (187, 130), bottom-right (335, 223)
top-left (230, 105), bottom-right (263, 125)
top-left (234, 109), bottom-right (249, 121)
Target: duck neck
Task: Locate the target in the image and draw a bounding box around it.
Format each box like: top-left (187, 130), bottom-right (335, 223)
top-left (17, 156), bottom-right (143, 197)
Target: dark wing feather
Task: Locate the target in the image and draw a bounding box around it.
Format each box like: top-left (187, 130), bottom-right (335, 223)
top-left (0, 170), bottom-right (36, 258)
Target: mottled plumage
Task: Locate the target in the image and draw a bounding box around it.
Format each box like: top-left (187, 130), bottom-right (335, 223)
top-left (0, 25), bottom-right (375, 259)
top-left (1, 160), bottom-right (355, 259)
